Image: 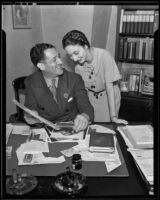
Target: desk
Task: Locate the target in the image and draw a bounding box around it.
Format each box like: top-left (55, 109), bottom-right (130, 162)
top-left (4, 123), bottom-right (150, 198)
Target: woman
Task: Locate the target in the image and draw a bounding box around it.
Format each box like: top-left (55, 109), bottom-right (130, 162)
top-left (62, 30), bottom-right (128, 124)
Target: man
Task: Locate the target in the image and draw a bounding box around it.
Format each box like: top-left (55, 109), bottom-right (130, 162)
top-left (24, 43), bottom-right (94, 132)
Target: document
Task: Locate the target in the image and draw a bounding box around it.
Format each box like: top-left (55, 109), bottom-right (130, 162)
top-left (128, 148), bottom-right (153, 184)
top-left (12, 99), bottom-right (60, 130)
top-left (117, 125), bottom-right (153, 149)
top-left (6, 124), bottom-right (13, 144)
top-left (90, 124), bottom-right (116, 134)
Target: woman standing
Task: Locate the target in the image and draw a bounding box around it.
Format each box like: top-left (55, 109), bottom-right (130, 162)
top-left (62, 30), bottom-right (127, 124)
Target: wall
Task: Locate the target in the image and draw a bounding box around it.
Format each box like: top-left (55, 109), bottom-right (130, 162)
top-left (3, 5), bottom-right (43, 121)
top-left (3, 4), bottom-right (118, 121)
top-left (40, 5), bottom-right (94, 71)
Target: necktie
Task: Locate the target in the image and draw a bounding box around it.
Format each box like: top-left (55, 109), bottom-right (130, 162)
top-left (49, 79), bottom-right (57, 102)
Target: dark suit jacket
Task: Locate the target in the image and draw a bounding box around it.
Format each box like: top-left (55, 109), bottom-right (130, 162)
top-left (24, 69), bottom-right (94, 123)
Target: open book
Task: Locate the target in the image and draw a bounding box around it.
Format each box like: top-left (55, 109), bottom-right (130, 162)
top-left (117, 125), bottom-right (153, 149)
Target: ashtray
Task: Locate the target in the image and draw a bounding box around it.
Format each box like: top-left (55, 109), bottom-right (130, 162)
top-left (52, 167), bottom-right (87, 197)
top-left (6, 174), bottom-right (38, 195)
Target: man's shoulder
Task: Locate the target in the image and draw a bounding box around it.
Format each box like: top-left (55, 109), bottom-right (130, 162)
top-left (25, 70), bottom-right (42, 85)
top-left (63, 68), bottom-right (81, 80)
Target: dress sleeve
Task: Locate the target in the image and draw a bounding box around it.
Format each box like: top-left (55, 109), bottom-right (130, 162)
top-left (102, 50), bottom-right (122, 83)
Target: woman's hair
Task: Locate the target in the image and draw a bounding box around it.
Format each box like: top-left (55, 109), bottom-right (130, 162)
top-left (30, 43), bottom-right (55, 66)
top-left (62, 30), bottom-right (90, 49)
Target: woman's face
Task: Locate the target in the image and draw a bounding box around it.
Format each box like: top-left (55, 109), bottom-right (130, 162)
top-left (65, 44), bottom-right (88, 64)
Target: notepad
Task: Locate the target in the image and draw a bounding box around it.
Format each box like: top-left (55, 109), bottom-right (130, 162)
top-left (89, 131), bottom-right (115, 153)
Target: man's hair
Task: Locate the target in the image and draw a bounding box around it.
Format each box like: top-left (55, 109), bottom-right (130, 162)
top-left (62, 30), bottom-right (90, 49)
top-left (30, 43), bottom-right (55, 66)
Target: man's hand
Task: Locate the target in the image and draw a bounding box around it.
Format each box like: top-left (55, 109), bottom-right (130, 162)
top-left (24, 110), bottom-right (41, 125)
top-left (73, 113), bottom-right (89, 132)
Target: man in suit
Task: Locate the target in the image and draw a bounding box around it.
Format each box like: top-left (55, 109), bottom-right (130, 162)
top-left (24, 43), bottom-right (94, 132)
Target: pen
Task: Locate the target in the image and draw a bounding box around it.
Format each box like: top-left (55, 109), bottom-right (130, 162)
top-left (68, 97), bottom-right (73, 102)
top-left (44, 126), bottom-right (52, 142)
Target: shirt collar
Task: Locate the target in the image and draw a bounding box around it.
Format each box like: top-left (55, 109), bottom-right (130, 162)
top-left (43, 75), bottom-right (59, 88)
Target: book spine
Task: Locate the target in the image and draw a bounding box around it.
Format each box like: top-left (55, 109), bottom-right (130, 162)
top-left (122, 14), bottom-right (127, 33)
top-left (139, 14), bottom-right (143, 34)
top-left (145, 37), bottom-right (150, 60)
top-left (154, 10), bottom-right (159, 33)
top-left (144, 14), bottom-right (150, 34)
top-left (123, 38), bottom-right (128, 59)
top-left (142, 39), bottom-right (146, 60)
top-left (139, 69), bottom-right (143, 93)
top-left (119, 9), bottom-right (124, 33)
top-left (141, 14), bottom-right (146, 34)
top-left (130, 14), bottom-right (134, 33)
top-left (126, 14), bottom-right (130, 34)
top-left (135, 39), bottom-right (140, 60)
top-left (149, 14), bottom-right (154, 34)
top-left (119, 38), bottom-right (124, 59)
top-left (134, 14), bottom-right (138, 34)
top-left (138, 39), bottom-right (143, 60)
top-left (135, 75), bottom-right (140, 92)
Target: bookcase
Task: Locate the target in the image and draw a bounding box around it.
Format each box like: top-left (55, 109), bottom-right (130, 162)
top-left (115, 5), bottom-right (159, 122)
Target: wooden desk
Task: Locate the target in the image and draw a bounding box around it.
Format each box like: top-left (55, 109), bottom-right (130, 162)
top-left (4, 123), bottom-right (150, 198)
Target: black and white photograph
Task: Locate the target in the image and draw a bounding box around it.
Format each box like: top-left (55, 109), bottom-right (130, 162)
top-left (1, 1), bottom-right (159, 199)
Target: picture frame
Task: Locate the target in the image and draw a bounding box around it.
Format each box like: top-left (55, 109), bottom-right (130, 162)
top-left (12, 4), bottom-right (31, 29)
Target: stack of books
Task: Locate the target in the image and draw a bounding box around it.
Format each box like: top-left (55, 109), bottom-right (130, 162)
top-left (89, 130), bottom-right (115, 153)
top-left (117, 124), bottom-right (154, 194)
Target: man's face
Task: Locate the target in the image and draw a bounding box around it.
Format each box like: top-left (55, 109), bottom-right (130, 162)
top-left (40, 48), bottom-right (63, 77)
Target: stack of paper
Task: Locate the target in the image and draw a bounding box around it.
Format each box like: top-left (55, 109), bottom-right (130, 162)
top-left (117, 124), bottom-right (154, 194)
top-left (128, 148), bottom-right (154, 194)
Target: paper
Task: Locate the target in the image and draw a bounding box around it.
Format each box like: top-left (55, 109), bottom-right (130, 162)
top-left (128, 148), bottom-right (153, 184)
top-left (105, 159), bottom-right (121, 173)
top-left (50, 130), bottom-right (84, 140)
top-left (6, 124), bottom-right (13, 144)
top-left (90, 124), bottom-right (116, 134)
top-left (12, 99), bottom-right (59, 130)
top-left (117, 125), bottom-right (153, 148)
top-left (16, 140), bottom-right (49, 153)
top-left (12, 124), bottom-right (31, 135)
top-left (17, 152), bottom-right (65, 165)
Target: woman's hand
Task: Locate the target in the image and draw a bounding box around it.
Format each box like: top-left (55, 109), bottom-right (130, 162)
top-left (73, 113), bottom-right (89, 132)
top-left (111, 116), bottom-right (128, 125)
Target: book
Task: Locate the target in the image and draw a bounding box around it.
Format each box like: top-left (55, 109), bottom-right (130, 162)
top-left (117, 125), bottom-right (153, 149)
top-left (89, 131), bottom-right (115, 153)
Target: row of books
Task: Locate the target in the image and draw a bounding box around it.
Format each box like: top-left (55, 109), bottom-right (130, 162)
top-left (117, 125), bottom-right (154, 194)
top-left (119, 9), bottom-right (159, 34)
top-left (120, 68), bottom-right (153, 95)
top-left (119, 37), bottom-right (154, 61)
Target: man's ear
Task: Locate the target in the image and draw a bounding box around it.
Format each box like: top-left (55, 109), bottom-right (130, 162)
top-left (37, 62), bottom-right (45, 71)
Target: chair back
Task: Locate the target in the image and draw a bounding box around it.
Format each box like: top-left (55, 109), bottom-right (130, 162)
top-left (11, 76), bottom-right (27, 121)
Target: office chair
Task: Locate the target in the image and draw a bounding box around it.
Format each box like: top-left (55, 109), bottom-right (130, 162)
top-left (9, 76), bottom-right (27, 122)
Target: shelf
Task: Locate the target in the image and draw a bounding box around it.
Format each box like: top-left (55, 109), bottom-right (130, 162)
top-left (119, 33), bottom-right (154, 38)
top-left (121, 91), bottom-right (153, 100)
top-left (118, 59), bottom-right (154, 65)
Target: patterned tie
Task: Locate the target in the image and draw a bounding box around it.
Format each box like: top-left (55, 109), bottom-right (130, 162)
top-left (49, 79), bottom-right (57, 102)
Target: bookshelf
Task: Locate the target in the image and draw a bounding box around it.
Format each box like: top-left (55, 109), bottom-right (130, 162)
top-left (116, 5), bottom-right (158, 122)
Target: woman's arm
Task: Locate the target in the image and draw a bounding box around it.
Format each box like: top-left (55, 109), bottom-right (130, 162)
top-left (106, 82), bottom-right (128, 124)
